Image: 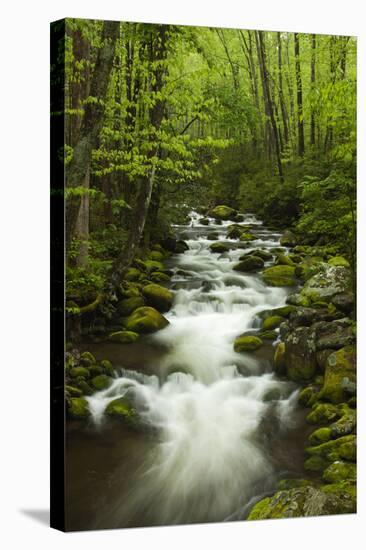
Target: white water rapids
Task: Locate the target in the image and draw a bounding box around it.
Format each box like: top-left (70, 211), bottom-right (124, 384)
top-left (86, 211), bottom-right (301, 526)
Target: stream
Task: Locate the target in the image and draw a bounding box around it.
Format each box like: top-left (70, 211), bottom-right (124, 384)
top-left (66, 211), bottom-right (311, 531)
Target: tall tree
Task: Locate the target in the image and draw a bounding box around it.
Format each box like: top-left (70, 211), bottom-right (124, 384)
top-left (310, 34), bottom-right (316, 147)
top-left (294, 32), bottom-right (305, 156)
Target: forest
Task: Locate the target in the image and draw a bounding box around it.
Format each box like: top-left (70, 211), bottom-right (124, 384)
top-left (52, 18), bottom-right (357, 529)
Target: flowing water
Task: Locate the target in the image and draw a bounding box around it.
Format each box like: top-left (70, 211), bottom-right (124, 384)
top-left (66, 211), bottom-right (310, 531)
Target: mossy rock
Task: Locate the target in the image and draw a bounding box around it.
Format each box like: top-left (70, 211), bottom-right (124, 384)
top-left (208, 205), bottom-right (237, 220)
top-left (286, 293), bottom-right (311, 307)
top-left (275, 253), bottom-right (296, 267)
top-left (125, 267), bottom-right (143, 282)
top-left (149, 250), bottom-right (164, 262)
top-left (91, 375), bottom-right (113, 391)
top-left (69, 366), bottom-right (90, 379)
top-left (108, 330), bottom-right (140, 344)
top-left (280, 230), bottom-right (297, 247)
top-left (199, 217), bottom-right (210, 226)
top-left (247, 485), bottom-right (354, 519)
top-left (68, 397), bottom-right (90, 418)
top-left (309, 427), bottom-right (332, 446)
top-left (239, 232), bottom-right (256, 242)
top-left (143, 260), bottom-right (165, 273)
top-left (125, 306), bottom-right (169, 334)
top-left (105, 397), bottom-right (137, 426)
top-left (234, 335), bottom-right (263, 352)
top-left (319, 346), bottom-right (356, 404)
top-left (66, 385), bottom-right (82, 397)
top-left (258, 330), bottom-right (278, 340)
top-left (330, 407), bottom-right (356, 438)
top-left (226, 225), bottom-right (243, 239)
top-left (77, 380), bottom-right (93, 396)
top-left (306, 435), bottom-right (356, 466)
top-left (322, 461), bottom-right (356, 483)
top-left (276, 479), bottom-right (314, 491)
top-left (328, 256), bottom-right (350, 268)
top-left (298, 385), bottom-right (320, 407)
top-left (118, 283), bottom-right (141, 299)
top-left (301, 265), bottom-right (352, 303)
top-left (274, 342), bottom-right (286, 374)
top-left (80, 351), bottom-right (96, 366)
top-left (240, 249), bottom-right (272, 261)
top-left (151, 271), bottom-right (171, 284)
top-left (258, 305), bottom-right (296, 321)
top-left (142, 283), bottom-right (173, 312)
top-left (209, 241), bottom-right (231, 253)
top-left (233, 256), bottom-right (264, 272)
top-left (306, 403), bottom-right (342, 425)
top-left (100, 359), bottom-right (114, 376)
top-left (262, 265), bottom-right (296, 287)
top-left (117, 296), bottom-right (145, 316)
top-left (88, 365), bottom-right (104, 377)
top-left (262, 315), bottom-right (284, 330)
top-left (284, 326), bottom-right (317, 382)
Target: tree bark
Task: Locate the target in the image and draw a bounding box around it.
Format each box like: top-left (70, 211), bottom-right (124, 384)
top-left (294, 32), bottom-right (305, 157)
top-left (310, 34), bottom-right (316, 147)
top-left (277, 32), bottom-right (289, 147)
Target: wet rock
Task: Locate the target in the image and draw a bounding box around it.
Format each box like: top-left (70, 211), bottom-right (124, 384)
top-left (298, 385), bottom-right (321, 407)
top-left (309, 427), bottom-right (332, 445)
top-left (288, 307), bottom-right (317, 328)
top-left (239, 232), bottom-right (256, 242)
top-left (331, 292), bottom-right (355, 314)
top-left (209, 241), bottom-right (231, 253)
top-left (240, 249), bottom-right (272, 261)
top-left (322, 461), bottom-right (356, 483)
top-left (313, 318), bottom-right (355, 351)
top-left (275, 253), bottom-right (296, 267)
top-left (286, 293), bottom-right (311, 307)
top-left (151, 271), bottom-right (171, 284)
top-left (117, 296), bottom-right (145, 316)
top-left (226, 225), bottom-right (243, 239)
top-left (262, 315), bottom-right (284, 330)
top-left (91, 374), bottom-right (113, 391)
top-left (105, 397), bottom-right (138, 426)
top-left (208, 205), bottom-right (237, 221)
top-left (67, 397), bottom-right (90, 418)
top-left (262, 265), bottom-right (297, 287)
top-left (330, 407), bottom-right (356, 438)
top-left (233, 256), bottom-right (264, 272)
top-left (125, 267), bottom-right (143, 282)
top-left (149, 250), bottom-right (164, 262)
top-left (316, 349), bottom-right (334, 372)
top-left (199, 217), bottom-right (210, 225)
top-left (328, 256), bottom-right (350, 268)
top-left (247, 485), bottom-right (355, 519)
top-left (284, 326), bottom-right (317, 382)
top-left (305, 435), bottom-right (356, 472)
top-left (301, 265), bottom-right (352, 304)
top-left (274, 342), bottom-right (286, 375)
top-left (258, 330), bottom-right (278, 340)
top-left (125, 307), bottom-right (169, 334)
top-left (69, 366), bottom-right (90, 379)
top-left (319, 346), bottom-right (356, 404)
top-left (142, 283), bottom-right (173, 312)
top-left (108, 330), bottom-right (139, 344)
top-left (234, 335), bottom-right (263, 352)
top-left (65, 385), bottom-right (82, 398)
top-left (280, 230), bottom-right (297, 247)
top-left (306, 403), bottom-right (342, 425)
top-left (80, 351), bottom-right (96, 366)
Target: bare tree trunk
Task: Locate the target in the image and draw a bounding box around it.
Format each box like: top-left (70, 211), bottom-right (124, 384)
top-left (310, 34), bottom-right (316, 147)
top-left (277, 32), bottom-right (289, 147)
top-left (294, 32), bottom-right (305, 157)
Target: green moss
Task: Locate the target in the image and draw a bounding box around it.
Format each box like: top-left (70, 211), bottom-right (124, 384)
top-left (276, 479), bottom-right (313, 490)
top-left (80, 351), bottom-right (96, 366)
top-left (100, 359), bottom-right (114, 376)
top-left (209, 241), bottom-right (231, 253)
top-left (322, 461), bottom-right (356, 483)
top-left (125, 267), bottom-right (143, 282)
top-left (304, 455), bottom-right (329, 473)
top-left (328, 256), bottom-right (350, 268)
top-left (105, 397), bottom-right (137, 425)
top-left (69, 366), bottom-right (90, 379)
top-left (125, 306), bottom-right (169, 334)
top-left (309, 427), bottom-right (332, 445)
top-left (66, 385), bottom-right (82, 397)
top-left (151, 271), bottom-right (171, 284)
top-left (262, 265), bottom-right (296, 287)
top-left (306, 403), bottom-right (341, 425)
top-left (275, 253), bottom-right (296, 267)
top-left (68, 397), bottom-right (90, 418)
top-left (263, 315), bottom-right (284, 330)
top-left (274, 342), bottom-right (286, 374)
top-left (306, 435), bottom-right (356, 467)
top-left (91, 375), bottom-right (113, 391)
top-left (77, 380), bottom-right (93, 396)
top-left (319, 346), bottom-right (356, 404)
top-left (108, 330), bottom-right (140, 344)
top-left (118, 296), bottom-right (145, 316)
top-left (208, 205), bottom-right (237, 220)
top-left (234, 335), bottom-right (263, 352)
top-left (143, 260), bottom-right (165, 273)
top-left (142, 283), bottom-right (173, 312)
top-left (233, 256), bottom-right (264, 272)
top-left (286, 293), bottom-right (311, 307)
top-left (149, 250), bottom-right (164, 262)
top-left (88, 365), bottom-right (104, 376)
top-left (258, 330), bottom-right (278, 340)
top-left (299, 385), bottom-right (320, 407)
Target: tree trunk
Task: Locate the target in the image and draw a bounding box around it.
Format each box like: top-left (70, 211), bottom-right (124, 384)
top-left (294, 32), bottom-right (305, 157)
top-left (310, 34), bottom-right (316, 147)
top-left (277, 32), bottom-right (289, 147)
top-left (66, 20), bottom-right (120, 260)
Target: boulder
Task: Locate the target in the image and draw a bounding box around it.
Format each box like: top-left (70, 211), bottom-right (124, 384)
top-left (259, 305), bottom-right (297, 320)
top-left (67, 397), bottom-right (90, 418)
top-left (91, 375), bottom-right (113, 391)
top-left (125, 307), bottom-right (169, 334)
top-left (309, 427), bottom-right (332, 445)
top-left (301, 265), bottom-right (352, 304)
top-left (209, 241), bottom-right (231, 253)
top-left (199, 218), bottom-right (210, 225)
top-left (284, 326), bottom-right (317, 382)
top-left (306, 403), bottom-right (342, 425)
top-left (298, 385), bottom-right (321, 407)
top-left (150, 271), bottom-right (171, 284)
top-left (142, 283), bottom-right (173, 312)
top-left (117, 296), bottom-right (145, 316)
top-left (247, 485), bottom-right (355, 519)
top-left (80, 351), bottom-right (96, 366)
top-left (262, 315), bottom-right (284, 330)
top-left (69, 366), bottom-right (90, 379)
top-left (149, 250), bottom-right (164, 262)
top-left (305, 435), bottom-right (356, 472)
top-left (234, 335), bottom-right (263, 352)
top-left (233, 256), bottom-right (264, 272)
top-left (175, 240), bottom-right (189, 253)
top-left (226, 225), bottom-right (243, 239)
top-left (322, 461), bottom-right (356, 483)
top-left (274, 342), bottom-right (286, 375)
top-left (331, 292), bottom-right (355, 314)
top-left (239, 232), bottom-right (256, 242)
top-left (262, 265), bottom-right (297, 287)
top-left (208, 205), bottom-right (237, 221)
top-left (286, 293), bottom-right (311, 307)
top-left (280, 230), bottom-right (297, 247)
top-left (275, 253), bottom-right (296, 267)
top-left (105, 397), bottom-right (138, 426)
top-left (240, 249), bottom-right (272, 261)
top-left (320, 346), bottom-right (356, 404)
top-left (313, 319), bottom-right (356, 351)
top-left (328, 256), bottom-right (350, 268)
top-left (65, 385), bottom-right (82, 398)
top-left (125, 267), bottom-right (143, 282)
